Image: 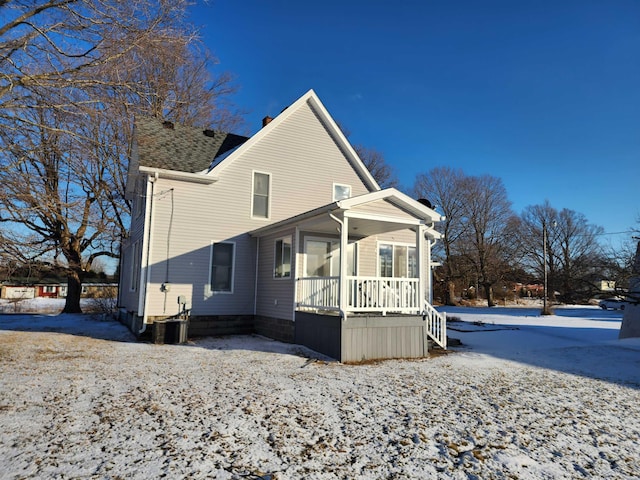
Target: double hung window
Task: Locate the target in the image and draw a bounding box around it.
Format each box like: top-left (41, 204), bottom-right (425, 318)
top-left (252, 172), bottom-right (270, 218)
top-left (210, 242), bottom-right (235, 292)
top-left (274, 237), bottom-right (292, 278)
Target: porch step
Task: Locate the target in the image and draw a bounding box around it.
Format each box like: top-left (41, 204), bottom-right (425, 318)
top-left (428, 336), bottom-right (461, 352)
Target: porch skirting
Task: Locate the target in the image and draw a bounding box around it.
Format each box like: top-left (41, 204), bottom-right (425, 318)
top-left (295, 312), bottom-right (342, 360)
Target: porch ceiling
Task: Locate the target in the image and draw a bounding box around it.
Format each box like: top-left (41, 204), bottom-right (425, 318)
top-left (298, 213), bottom-right (418, 237)
top-left (250, 188), bottom-right (442, 239)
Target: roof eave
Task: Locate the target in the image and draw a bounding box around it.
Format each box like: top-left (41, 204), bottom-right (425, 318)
top-left (139, 166), bottom-right (219, 184)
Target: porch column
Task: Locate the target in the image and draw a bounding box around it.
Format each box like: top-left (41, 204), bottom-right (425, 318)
top-left (339, 214), bottom-right (349, 318)
top-left (417, 224), bottom-right (426, 310)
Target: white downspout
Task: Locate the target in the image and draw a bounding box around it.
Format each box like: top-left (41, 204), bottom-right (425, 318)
top-left (139, 171), bottom-right (158, 334)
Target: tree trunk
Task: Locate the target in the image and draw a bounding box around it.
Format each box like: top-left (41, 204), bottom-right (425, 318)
top-left (62, 269), bottom-right (83, 313)
top-left (445, 281), bottom-right (456, 306)
top-left (484, 283), bottom-right (495, 307)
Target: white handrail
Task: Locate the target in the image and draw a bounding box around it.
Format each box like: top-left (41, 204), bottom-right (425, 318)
top-left (424, 302), bottom-right (447, 349)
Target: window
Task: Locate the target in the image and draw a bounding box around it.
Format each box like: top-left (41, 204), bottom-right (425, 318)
top-left (43, 286), bottom-right (55, 293)
top-left (305, 238), bottom-right (356, 277)
top-left (252, 172), bottom-right (270, 218)
top-left (134, 178), bottom-right (144, 218)
top-left (210, 242), bottom-right (235, 292)
top-left (379, 243), bottom-right (417, 278)
top-left (130, 241), bottom-right (140, 292)
top-left (333, 183), bottom-right (351, 201)
top-left (274, 237), bottom-right (292, 278)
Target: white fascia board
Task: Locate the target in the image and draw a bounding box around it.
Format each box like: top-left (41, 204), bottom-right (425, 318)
top-left (305, 92), bottom-right (380, 192)
top-left (338, 188), bottom-right (443, 224)
top-left (138, 166), bottom-right (219, 184)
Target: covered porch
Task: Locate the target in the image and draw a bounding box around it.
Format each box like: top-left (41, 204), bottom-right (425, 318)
top-left (296, 275), bottom-right (447, 356)
top-left (252, 188), bottom-right (448, 360)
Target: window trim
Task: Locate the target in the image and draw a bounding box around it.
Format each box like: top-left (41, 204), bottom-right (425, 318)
top-left (251, 170), bottom-right (271, 219)
top-left (208, 241), bottom-right (236, 294)
top-left (333, 183), bottom-right (352, 201)
top-left (274, 236), bottom-right (293, 279)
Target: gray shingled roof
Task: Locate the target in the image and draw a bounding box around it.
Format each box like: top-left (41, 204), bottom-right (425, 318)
top-left (135, 116), bottom-right (248, 173)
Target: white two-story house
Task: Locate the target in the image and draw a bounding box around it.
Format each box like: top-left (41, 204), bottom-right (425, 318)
top-left (118, 89), bottom-right (446, 362)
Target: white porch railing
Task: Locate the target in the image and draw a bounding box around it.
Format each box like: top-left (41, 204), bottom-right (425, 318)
top-left (297, 276), bottom-right (340, 311)
top-left (346, 276), bottom-right (420, 313)
top-left (297, 276), bottom-right (421, 314)
top-left (296, 276), bottom-right (447, 350)
top-left (424, 301), bottom-right (447, 349)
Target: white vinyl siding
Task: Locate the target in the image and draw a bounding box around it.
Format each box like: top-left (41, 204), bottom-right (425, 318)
top-left (255, 228), bottom-right (297, 320)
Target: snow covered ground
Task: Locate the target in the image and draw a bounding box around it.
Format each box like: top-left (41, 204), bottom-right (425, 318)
top-left (1, 300), bottom-right (639, 479)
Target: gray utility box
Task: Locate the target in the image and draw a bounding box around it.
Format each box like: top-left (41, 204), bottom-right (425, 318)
top-left (153, 320), bottom-right (188, 344)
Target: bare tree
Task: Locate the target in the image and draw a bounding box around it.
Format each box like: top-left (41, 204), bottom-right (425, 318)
top-left (353, 145), bottom-right (399, 189)
top-left (413, 167), bottom-right (467, 305)
top-left (518, 201), bottom-right (559, 298)
top-left (554, 208), bottom-right (605, 302)
top-left (458, 175), bottom-right (515, 307)
top-left (518, 202), bottom-right (606, 303)
top-left (335, 122), bottom-right (398, 189)
top-left (0, 0), bottom-right (240, 312)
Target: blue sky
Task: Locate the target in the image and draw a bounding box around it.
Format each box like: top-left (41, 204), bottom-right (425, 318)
top-left (191, 0), bottom-right (639, 246)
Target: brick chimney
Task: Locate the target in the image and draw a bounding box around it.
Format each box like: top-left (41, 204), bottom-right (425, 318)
top-left (262, 116), bottom-right (273, 128)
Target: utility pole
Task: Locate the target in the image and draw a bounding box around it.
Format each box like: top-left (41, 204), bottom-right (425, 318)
top-left (542, 219), bottom-right (555, 315)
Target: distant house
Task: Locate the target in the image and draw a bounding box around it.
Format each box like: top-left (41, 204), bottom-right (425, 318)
top-left (118, 89), bottom-right (446, 361)
top-left (599, 280), bottom-right (616, 293)
top-left (1, 285), bottom-right (35, 300)
top-left (2, 282), bottom-right (116, 300)
top-left (36, 283), bottom-right (61, 298)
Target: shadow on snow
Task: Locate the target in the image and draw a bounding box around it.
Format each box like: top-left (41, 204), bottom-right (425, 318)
top-left (439, 305), bottom-right (640, 390)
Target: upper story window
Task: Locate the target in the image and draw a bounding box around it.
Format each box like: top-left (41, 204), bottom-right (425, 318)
top-left (274, 237), bottom-right (292, 278)
top-left (252, 171), bottom-right (271, 219)
top-left (333, 183), bottom-right (351, 201)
